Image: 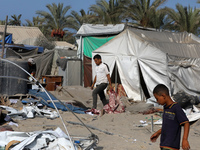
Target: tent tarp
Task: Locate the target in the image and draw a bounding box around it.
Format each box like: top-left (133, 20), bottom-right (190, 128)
top-left (29, 89), bottom-right (87, 114)
top-left (83, 36), bottom-right (115, 58)
top-left (93, 28), bottom-right (200, 100)
top-left (77, 24), bottom-right (125, 36)
top-left (0, 34), bottom-right (12, 44)
top-left (0, 44), bottom-right (44, 53)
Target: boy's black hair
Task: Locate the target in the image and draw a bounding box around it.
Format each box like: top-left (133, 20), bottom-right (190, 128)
top-left (153, 84), bottom-right (169, 96)
top-left (93, 54), bottom-right (101, 60)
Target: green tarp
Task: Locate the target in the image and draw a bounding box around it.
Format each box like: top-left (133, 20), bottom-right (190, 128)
top-left (83, 36), bottom-right (115, 58)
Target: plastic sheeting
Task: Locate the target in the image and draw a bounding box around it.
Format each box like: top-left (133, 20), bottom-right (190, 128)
top-left (83, 36), bottom-right (115, 58)
top-left (168, 55), bottom-right (200, 96)
top-left (0, 44), bottom-right (44, 53)
top-left (93, 29), bottom-right (169, 100)
top-left (93, 28), bottom-right (200, 100)
top-left (76, 24), bottom-right (124, 36)
top-left (29, 89), bottom-right (87, 114)
top-left (0, 34), bottom-right (12, 44)
top-left (1, 48), bottom-right (54, 78)
top-left (0, 127), bottom-right (77, 150)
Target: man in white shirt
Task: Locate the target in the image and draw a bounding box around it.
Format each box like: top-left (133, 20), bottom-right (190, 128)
top-left (91, 54), bottom-right (112, 109)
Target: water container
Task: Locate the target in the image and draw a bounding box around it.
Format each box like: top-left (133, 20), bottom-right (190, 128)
top-left (0, 58), bottom-right (28, 95)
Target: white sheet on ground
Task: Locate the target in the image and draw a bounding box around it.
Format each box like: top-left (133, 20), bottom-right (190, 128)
top-left (0, 105), bottom-right (59, 119)
top-left (154, 105), bottom-right (200, 125)
top-left (0, 127), bottom-right (76, 150)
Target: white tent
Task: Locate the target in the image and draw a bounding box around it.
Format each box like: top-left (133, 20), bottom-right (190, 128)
top-left (92, 28), bottom-right (200, 100)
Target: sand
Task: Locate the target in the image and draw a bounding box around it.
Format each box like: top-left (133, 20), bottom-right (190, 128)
top-left (10, 110), bottom-right (200, 150)
top-left (3, 86), bottom-right (200, 150)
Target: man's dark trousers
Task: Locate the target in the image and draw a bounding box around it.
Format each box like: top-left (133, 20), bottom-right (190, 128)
top-left (92, 83), bottom-right (108, 109)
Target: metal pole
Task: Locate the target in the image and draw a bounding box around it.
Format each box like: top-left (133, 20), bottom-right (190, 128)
top-left (0, 58), bottom-right (76, 150)
top-left (1, 16), bottom-right (8, 58)
top-left (151, 115), bottom-right (154, 132)
top-left (80, 36), bottom-right (83, 86)
top-left (115, 63), bottom-right (118, 93)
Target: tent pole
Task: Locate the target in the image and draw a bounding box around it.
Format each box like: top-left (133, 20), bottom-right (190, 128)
top-left (115, 63), bottom-right (118, 93)
top-left (80, 36), bottom-right (83, 60)
top-left (80, 36), bottom-right (83, 86)
top-left (1, 16), bottom-right (8, 58)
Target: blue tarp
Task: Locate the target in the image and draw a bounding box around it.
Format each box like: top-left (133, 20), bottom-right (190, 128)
top-left (0, 45), bottom-right (44, 53)
top-left (1, 34), bottom-right (44, 53)
top-left (28, 89), bottom-right (87, 114)
top-left (0, 44), bottom-right (44, 53)
top-left (0, 34), bottom-right (12, 44)
top-left (23, 45), bottom-right (44, 53)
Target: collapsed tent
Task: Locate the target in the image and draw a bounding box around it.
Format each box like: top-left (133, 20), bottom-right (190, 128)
top-left (1, 47), bottom-right (77, 79)
top-left (0, 127), bottom-right (97, 150)
top-left (92, 27), bottom-right (200, 100)
top-left (0, 44), bottom-right (44, 54)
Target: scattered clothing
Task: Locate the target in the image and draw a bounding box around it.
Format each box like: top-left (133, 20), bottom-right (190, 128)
top-left (103, 90), bottom-right (125, 114)
top-left (85, 108), bottom-right (101, 115)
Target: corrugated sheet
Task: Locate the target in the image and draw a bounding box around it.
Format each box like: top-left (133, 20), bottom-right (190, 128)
top-left (55, 41), bottom-right (74, 47)
top-left (54, 41), bottom-right (77, 50)
top-left (0, 25), bottom-right (44, 44)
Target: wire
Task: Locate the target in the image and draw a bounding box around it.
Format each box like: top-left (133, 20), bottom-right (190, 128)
top-left (0, 76), bottom-right (34, 84)
top-left (0, 58), bottom-right (76, 150)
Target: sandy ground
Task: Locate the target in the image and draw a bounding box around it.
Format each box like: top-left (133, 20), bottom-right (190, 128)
top-left (10, 109), bottom-right (200, 150)
top-left (2, 86), bottom-right (200, 150)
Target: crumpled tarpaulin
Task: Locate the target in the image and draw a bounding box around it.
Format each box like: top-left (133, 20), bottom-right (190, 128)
top-left (0, 127), bottom-right (76, 150)
top-left (28, 89), bottom-right (87, 114)
top-left (0, 127), bottom-right (98, 150)
top-left (154, 105), bottom-right (200, 125)
top-left (0, 105), bottom-right (59, 120)
top-left (56, 57), bottom-right (68, 70)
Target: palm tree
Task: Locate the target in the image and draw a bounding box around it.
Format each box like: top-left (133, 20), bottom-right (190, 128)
top-left (24, 16), bottom-right (45, 27)
top-left (67, 9), bottom-right (96, 31)
top-left (123, 0), bottom-right (167, 27)
top-left (149, 9), bottom-right (166, 29)
top-left (23, 16), bottom-right (50, 37)
top-left (9, 14), bottom-right (22, 26)
top-left (89, 0), bottom-right (124, 24)
top-left (164, 4), bottom-right (200, 34)
top-left (0, 20), bottom-right (5, 25)
top-left (63, 31), bottom-right (76, 44)
top-left (36, 3), bottom-right (71, 40)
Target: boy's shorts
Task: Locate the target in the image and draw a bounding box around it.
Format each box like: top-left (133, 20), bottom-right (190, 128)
top-left (160, 148), bottom-right (174, 150)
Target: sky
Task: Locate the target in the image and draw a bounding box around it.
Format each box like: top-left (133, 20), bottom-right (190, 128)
top-left (0, 0), bottom-right (199, 24)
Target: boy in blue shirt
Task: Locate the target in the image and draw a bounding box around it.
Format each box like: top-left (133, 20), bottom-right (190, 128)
top-left (150, 84), bottom-right (190, 150)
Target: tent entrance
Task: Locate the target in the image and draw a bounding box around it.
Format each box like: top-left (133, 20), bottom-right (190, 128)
top-left (110, 63), bottom-right (127, 97)
top-left (111, 63), bottom-right (121, 85)
top-left (138, 63), bottom-right (150, 100)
